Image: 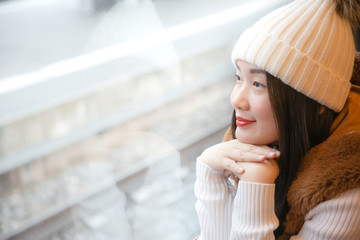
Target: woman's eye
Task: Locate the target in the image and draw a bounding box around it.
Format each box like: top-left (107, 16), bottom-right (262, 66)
top-left (253, 81), bottom-right (265, 88)
top-left (235, 75), bottom-right (242, 81)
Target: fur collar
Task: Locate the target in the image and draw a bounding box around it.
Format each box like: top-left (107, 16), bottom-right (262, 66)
top-left (280, 131), bottom-right (360, 239)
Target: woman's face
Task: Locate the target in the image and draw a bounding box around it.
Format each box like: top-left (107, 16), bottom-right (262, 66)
top-left (231, 60), bottom-right (278, 145)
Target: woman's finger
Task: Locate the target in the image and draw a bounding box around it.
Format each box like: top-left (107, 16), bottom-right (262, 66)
top-left (224, 170), bottom-right (232, 178)
top-left (227, 150), bottom-right (268, 162)
top-left (226, 140), bottom-right (280, 162)
top-left (222, 158), bottom-right (245, 175)
top-left (232, 140), bottom-right (280, 156)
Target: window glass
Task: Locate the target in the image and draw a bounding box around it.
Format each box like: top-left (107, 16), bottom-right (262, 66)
top-left (0, 0), bottom-right (290, 239)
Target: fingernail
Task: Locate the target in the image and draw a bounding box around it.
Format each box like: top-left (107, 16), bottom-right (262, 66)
top-left (257, 155), bottom-right (266, 161)
top-left (268, 152), bottom-right (280, 158)
top-left (238, 167), bottom-right (245, 174)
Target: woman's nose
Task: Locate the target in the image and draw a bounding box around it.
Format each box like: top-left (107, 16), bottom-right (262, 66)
top-left (231, 87), bottom-right (250, 110)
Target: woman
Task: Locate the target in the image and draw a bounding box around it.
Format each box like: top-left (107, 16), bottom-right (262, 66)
top-left (194, 0), bottom-right (360, 239)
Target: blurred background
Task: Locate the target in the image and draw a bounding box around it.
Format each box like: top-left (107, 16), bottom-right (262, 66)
top-left (0, 0), bottom-right (313, 239)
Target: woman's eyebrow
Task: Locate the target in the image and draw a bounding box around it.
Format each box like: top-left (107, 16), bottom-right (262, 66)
top-left (250, 69), bottom-right (266, 74)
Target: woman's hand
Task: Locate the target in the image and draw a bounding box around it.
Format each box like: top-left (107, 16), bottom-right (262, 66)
top-left (234, 159), bottom-right (279, 184)
top-left (198, 139), bottom-right (280, 183)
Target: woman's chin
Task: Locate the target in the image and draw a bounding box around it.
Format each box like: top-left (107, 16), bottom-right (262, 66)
top-left (235, 132), bottom-right (274, 145)
top-left (235, 134), bottom-right (256, 144)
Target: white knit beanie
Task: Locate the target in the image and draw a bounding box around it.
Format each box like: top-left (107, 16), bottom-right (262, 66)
top-left (232, 0), bottom-right (359, 112)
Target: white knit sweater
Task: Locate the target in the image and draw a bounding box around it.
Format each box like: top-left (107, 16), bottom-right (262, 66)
top-left (194, 159), bottom-right (360, 240)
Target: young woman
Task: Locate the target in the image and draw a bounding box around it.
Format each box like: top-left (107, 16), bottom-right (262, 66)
top-left (194, 0), bottom-right (360, 239)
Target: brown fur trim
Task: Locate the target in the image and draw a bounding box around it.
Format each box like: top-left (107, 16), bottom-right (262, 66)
top-left (282, 131), bottom-right (360, 237)
top-left (351, 52), bottom-right (360, 86)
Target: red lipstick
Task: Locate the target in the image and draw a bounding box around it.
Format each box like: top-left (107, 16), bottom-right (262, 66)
top-left (236, 116), bottom-right (256, 127)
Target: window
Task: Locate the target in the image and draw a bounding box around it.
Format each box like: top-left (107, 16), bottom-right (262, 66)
top-left (0, 0), bottom-right (290, 239)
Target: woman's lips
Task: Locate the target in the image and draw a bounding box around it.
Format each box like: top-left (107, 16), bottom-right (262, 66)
top-left (236, 116), bottom-right (256, 127)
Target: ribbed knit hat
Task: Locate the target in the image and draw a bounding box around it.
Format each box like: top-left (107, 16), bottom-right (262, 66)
top-left (232, 0), bottom-right (360, 112)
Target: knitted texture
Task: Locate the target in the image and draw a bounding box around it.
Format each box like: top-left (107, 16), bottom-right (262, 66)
top-left (232, 0), bottom-right (356, 112)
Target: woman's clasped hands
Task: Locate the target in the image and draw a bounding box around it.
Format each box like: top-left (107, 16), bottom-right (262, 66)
top-left (198, 139), bottom-right (280, 184)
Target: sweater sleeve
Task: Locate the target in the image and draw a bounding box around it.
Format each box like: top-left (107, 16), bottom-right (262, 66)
top-left (230, 181), bottom-right (279, 240)
top-left (290, 187), bottom-right (360, 239)
top-left (194, 159), bottom-right (236, 240)
top-left (195, 158), bottom-right (279, 240)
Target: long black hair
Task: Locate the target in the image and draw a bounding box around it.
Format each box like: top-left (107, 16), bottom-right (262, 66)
top-left (231, 72), bottom-right (336, 237)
